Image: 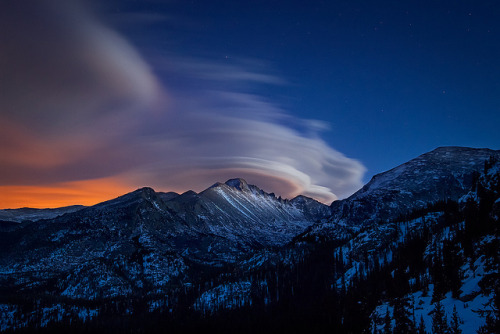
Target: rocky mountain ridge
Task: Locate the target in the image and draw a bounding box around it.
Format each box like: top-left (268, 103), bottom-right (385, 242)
top-left (302, 146), bottom-right (500, 241)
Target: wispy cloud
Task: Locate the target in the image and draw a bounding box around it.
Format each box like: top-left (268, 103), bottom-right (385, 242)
top-left (0, 0), bottom-right (365, 207)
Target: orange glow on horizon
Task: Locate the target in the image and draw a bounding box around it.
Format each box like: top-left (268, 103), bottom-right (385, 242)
top-left (0, 178), bottom-right (136, 209)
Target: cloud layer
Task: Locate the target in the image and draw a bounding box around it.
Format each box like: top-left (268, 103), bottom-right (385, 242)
top-left (0, 1), bottom-right (365, 207)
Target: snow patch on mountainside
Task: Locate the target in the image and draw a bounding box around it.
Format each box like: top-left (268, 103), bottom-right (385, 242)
top-left (194, 280), bottom-right (269, 314)
top-left (371, 233), bottom-right (498, 333)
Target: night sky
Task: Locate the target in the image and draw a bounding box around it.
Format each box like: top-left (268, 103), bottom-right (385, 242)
top-left (1, 0), bottom-right (499, 208)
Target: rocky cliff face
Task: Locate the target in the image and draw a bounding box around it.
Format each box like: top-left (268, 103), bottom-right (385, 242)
top-left (164, 178), bottom-right (331, 249)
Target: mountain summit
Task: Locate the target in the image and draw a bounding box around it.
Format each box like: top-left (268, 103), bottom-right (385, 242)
top-left (224, 178), bottom-right (250, 191)
top-left (336, 146), bottom-right (497, 225)
top-left (301, 146), bottom-right (499, 242)
top-left (165, 178), bottom-right (331, 249)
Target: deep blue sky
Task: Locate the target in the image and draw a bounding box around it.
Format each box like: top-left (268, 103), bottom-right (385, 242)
top-left (107, 0), bottom-right (500, 179)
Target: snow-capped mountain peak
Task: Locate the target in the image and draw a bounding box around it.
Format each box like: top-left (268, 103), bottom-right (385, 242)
top-left (224, 178), bottom-right (250, 191)
top-left (332, 146), bottom-right (499, 226)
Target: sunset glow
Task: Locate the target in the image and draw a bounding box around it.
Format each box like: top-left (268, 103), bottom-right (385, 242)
top-left (0, 178), bottom-right (135, 209)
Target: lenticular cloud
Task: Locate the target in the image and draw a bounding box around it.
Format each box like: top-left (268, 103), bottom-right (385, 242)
top-left (0, 0), bottom-right (365, 205)
top-left (132, 83), bottom-right (366, 202)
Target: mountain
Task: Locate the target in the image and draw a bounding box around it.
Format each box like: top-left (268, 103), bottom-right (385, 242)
top-left (334, 146), bottom-right (496, 223)
top-left (0, 178), bottom-right (329, 327)
top-left (0, 147), bottom-right (499, 333)
top-left (164, 178), bottom-right (331, 248)
top-left (291, 147), bottom-right (500, 333)
top-left (194, 147), bottom-right (499, 333)
top-left (303, 146), bottom-right (500, 241)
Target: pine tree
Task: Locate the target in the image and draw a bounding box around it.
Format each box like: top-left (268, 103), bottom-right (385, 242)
top-left (476, 287), bottom-right (500, 333)
top-left (370, 316), bottom-right (379, 334)
top-left (384, 307), bottom-right (392, 334)
top-left (417, 314), bottom-right (427, 334)
top-left (442, 240), bottom-right (463, 299)
top-left (393, 296), bottom-right (415, 333)
top-left (432, 300), bottom-right (449, 334)
top-left (450, 305), bottom-right (462, 334)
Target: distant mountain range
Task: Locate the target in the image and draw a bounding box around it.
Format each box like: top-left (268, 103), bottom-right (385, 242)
top-left (0, 146), bottom-right (499, 333)
top-left (0, 205), bottom-right (85, 224)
